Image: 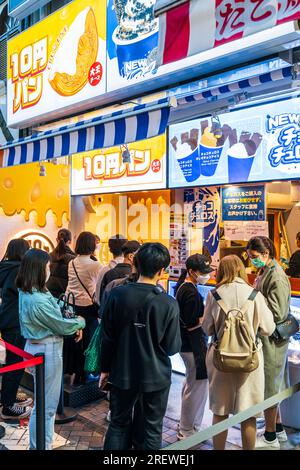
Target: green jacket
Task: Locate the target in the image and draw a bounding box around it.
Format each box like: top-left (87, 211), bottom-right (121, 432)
top-left (19, 289), bottom-right (85, 340)
top-left (255, 260), bottom-right (290, 399)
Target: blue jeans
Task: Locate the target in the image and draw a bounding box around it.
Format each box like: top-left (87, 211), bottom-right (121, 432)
top-left (25, 336), bottom-right (63, 450)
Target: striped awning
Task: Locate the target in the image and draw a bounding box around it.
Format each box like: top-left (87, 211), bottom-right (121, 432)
top-left (177, 66), bottom-right (295, 105)
top-left (0, 98), bottom-right (173, 167)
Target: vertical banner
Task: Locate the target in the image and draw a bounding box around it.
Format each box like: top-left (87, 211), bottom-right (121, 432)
top-left (184, 187), bottom-right (220, 267)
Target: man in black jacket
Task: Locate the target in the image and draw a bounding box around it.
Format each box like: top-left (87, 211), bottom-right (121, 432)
top-left (100, 243), bottom-right (181, 450)
top-left (99, 240), bottom-right (141, 302)
top-left (286, 232), bottom-right (300, 278)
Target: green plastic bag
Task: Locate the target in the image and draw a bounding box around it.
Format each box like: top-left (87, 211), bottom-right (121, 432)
top-left (84, 321), bottom-right (102, 374)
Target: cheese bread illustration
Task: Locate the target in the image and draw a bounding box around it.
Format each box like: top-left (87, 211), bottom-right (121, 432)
top-left (49, 7), bottom-right (98, 96)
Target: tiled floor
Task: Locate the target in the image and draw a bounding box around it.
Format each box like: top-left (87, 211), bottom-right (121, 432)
top-left (1, 373), bottom-right (300, 450)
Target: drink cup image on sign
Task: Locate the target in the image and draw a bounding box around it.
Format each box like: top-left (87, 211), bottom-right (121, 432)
top-left (199, 117), bottom-right (225, 177)
top-left (48, 7), bottom-right (98, 96)
top-left (227, 131), bottom-right (263, 183)
top-left (113, 0), bottom-right (159, 80)
top-left (170, 129), bottom-right (200, 183)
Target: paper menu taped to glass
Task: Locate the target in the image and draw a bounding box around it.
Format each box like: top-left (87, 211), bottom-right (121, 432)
top-left (224, 221), bottom-right (269, 241)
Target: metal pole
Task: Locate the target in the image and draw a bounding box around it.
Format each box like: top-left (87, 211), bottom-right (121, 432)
top-left (35, 353), bottom-right (45, 450)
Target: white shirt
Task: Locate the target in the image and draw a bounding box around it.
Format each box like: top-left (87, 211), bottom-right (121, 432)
top-left (66, 256), bottom-right (102, 307)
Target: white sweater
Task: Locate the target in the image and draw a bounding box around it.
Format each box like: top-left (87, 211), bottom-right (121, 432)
top-left (66, 256), bottom-right (102, 307)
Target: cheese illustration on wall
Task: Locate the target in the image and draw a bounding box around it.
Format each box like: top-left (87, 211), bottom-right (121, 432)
top-left (48, 7), bottom-right (98, 96)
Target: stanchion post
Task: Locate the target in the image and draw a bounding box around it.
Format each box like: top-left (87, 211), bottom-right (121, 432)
top-left (35, 353), bottom-right (45, 450)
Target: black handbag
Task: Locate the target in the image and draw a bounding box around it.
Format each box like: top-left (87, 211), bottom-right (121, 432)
top-left (271, 313), bottom-right (299, 343)
top-left (58, 292), bottom-right (77, 319)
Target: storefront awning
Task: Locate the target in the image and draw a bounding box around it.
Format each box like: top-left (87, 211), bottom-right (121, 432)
top-left (0, 98), bottom-right (174, 167)
top-left (176, 66), bottom-right (295, 105)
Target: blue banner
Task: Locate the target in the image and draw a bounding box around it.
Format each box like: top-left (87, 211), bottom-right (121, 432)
top-left (222, 186), bottom-right (265, 221)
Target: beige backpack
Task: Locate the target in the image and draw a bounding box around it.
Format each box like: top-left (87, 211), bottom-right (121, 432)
top-left (212, 289), bottom-right (259, 373)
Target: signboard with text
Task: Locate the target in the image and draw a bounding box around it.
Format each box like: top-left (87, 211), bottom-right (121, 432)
top-left (71, 134), bottom-right (166, 195)
top-left (169, 97), bottom-right (300, 188)
top-left (7, 0), bottom-right (106, 127)
top-left (222, 185), bottom-right (265, 221)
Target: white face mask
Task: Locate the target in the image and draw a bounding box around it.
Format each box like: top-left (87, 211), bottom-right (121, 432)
top-left (196, 274), bottom-right (210, 285)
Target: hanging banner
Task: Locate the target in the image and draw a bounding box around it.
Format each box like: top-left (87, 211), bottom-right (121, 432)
top-left (184, 187), bottom-right (220, 267)
top-left (169, 97), bottom-right (300, 188)
top-left (158, 0), bottom-right (300, 65)
top-left (222, 185), bottom-right (266, 221)
top-left (7, 0), bottom-right (106, 127)
top-left (71, 134), bottom-right (166, 195)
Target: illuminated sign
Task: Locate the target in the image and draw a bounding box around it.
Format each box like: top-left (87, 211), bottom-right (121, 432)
top-left (15, 230), bottom-right (55, 253)
top-left (7, 0), bottom-right (106, 127)
top-left (71, 134), bottom-right (166, 195)
top-left (169, 97), bottom-right (300, 188)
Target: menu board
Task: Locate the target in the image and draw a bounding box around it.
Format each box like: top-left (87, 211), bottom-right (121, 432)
top-left (169, 97), bottom-right (300, 188)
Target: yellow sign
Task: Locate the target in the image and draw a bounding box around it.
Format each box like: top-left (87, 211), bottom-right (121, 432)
top-left (71, 134), bottom-right (167, 195)
top-left (0, 162), bottom-right (70, 227)
top-left (7, 0), bottom-right (106, 127)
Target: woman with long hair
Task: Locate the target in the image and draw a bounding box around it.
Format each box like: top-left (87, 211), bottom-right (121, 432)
top-left (65, 232), bottom-right (102, 385)
top-left (47, 229), bottom-right (75, 299)
top-left (175, 254), bottom-right (214, 440)
top-left (246, 236), bottom-right (291, 449)
top-left (0, 239), bottom-right (32, 420)
top-left (202, 255), bottom-right (275, 450)
top-left (16, 248), bottom-right (85, 450)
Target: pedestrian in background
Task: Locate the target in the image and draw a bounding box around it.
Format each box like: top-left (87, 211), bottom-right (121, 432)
top-left (247, 236), bottom-right (291, 449)
top-left (175, 254), bottom-right (214, 440)
top-left (0, 239), bottom-right (32, 420)
top-left (16, 248), bottom-right (85, 450)
top-left (202, 255), bottom-right (275, 450)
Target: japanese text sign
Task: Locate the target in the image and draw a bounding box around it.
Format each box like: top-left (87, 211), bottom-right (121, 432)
top-left (71, 134), bottom-right (166, 195)
top-left (222, 185), bottom-right (265, 221)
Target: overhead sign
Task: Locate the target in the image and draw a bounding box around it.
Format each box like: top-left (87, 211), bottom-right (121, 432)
top-left (71, 134), bottom-right (166, 195)
top-left (222, 185), bottom-right (265, 221)
top-left (7, 0), bottom-right (106, 127)
top-left (169, 97), bottom-right (300, 188)
top-left (8, 0), bottom-right (49, 19)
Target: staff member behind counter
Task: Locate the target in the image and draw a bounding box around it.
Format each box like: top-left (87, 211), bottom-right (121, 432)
top-left (286, 232), bottom-right (300, 278)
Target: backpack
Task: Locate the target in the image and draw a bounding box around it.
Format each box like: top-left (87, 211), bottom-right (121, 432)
top-left (212, 289), bottom-right (259, 373)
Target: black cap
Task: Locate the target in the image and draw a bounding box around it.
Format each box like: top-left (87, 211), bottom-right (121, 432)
top-left (196, 254), bottom-right (214, 274)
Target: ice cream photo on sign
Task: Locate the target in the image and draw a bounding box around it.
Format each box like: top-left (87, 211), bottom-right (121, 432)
top-left (227, 131), bottom-right (263, 183)
top-left (170, 128), bottom-right (200, 183)
top-left (112, 0), bottom-right (159, 80)
top-left (199, 116), bottom-right (225, 177)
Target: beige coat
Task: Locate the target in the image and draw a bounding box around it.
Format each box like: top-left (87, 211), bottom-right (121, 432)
top-left (202, 278), bottom-right (275, 416)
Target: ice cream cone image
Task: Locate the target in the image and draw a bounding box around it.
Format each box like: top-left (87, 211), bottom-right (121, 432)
top-left (199, 118), bottom-right (224, 177)
top-left (49, 7), bottom-right (98, 96)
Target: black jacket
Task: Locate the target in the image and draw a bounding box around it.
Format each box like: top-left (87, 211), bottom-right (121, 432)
top-left (47, 246), bottom-right (75, 299)
top-left (286, 249), bottom-right (300, 278)
top-left (101, 282), bottom-right (181, 392)
top-left (0, 261), bottom-right (21, 331)
top-left (99, 263), bottom-right (132, 301)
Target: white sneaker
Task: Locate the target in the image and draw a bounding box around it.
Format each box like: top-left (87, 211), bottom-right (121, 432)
top-left (276, 430), bottom-right (288, 442)
top-left (255, 434), bottom-right (280, 449)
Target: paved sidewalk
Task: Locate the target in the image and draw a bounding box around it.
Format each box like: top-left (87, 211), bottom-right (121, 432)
top-left (1, 373), bottom-right (300, 450)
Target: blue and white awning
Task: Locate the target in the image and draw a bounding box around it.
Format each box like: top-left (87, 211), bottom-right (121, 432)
top-left (177, 66), bottom-right (294, 105)
top-left (0, 98), bottom-right (173, 167)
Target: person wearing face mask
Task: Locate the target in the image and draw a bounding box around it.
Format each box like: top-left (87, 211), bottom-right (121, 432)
top-left (174, 254), bottom-right (214, 440)
top-left (246, 236), bottom-right (291, 449)
top-left (286, 232), bottom-right (300, 278)
top-left (16, 249), bottom-right (85, 450)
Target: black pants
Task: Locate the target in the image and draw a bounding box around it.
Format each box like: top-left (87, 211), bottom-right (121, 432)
top-left (104, 385), bottom-right (170, 450)
top-left (1, 329), bottom-right (26, 407)
top-left (64, 304), bottom-right (99, 380)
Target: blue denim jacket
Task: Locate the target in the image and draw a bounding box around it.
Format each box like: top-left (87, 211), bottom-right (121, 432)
top-left (19, 289), bottom-right (86, 340)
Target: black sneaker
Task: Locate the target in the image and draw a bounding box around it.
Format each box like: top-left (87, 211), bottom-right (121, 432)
top-left (1, 404), bottom-right (32, 420)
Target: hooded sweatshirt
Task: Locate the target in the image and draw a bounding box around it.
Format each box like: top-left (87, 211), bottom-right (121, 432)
top-left (0, 260), bottom-right (21, 330)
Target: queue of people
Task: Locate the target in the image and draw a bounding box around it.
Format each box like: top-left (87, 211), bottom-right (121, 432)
top-left (0, 232), bottom-right (294, 451)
